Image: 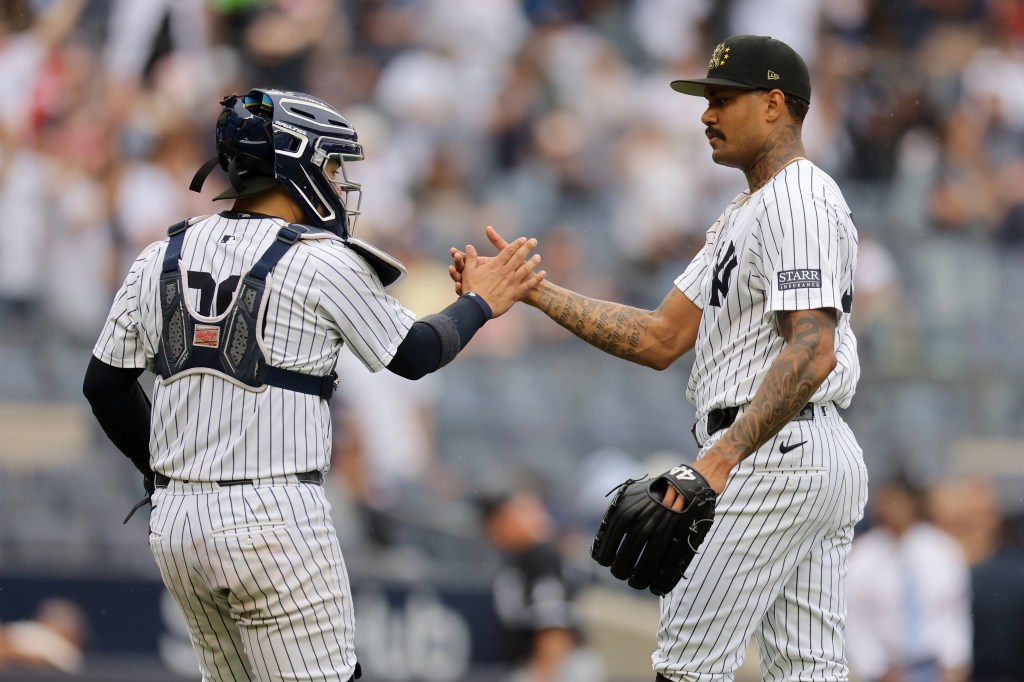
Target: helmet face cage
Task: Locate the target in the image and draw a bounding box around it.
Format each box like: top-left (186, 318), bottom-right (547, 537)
top-left (325, 149), bottom-right (362, 236)
top-left (251, 89), bottom-right (365, 238)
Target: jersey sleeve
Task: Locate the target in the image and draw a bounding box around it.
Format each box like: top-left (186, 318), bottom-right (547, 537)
top-left (674, 210), bottom-right (730, 309)
top-left (674, 244), bottom-right (709, 309)
top-left (92, 242), bottom-right (164, 369)
top-left (758, 182), bottom-right (847, 314)
top-left (316, 243), bottom-right (416, 372)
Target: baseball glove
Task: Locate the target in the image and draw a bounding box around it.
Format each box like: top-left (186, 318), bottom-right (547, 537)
top-left (591, 464), bottom-right (717, 596)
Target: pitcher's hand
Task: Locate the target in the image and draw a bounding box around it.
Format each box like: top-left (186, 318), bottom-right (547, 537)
top-left (458, 232), bottom-right (545, 317)
top-left (449, 226), bottom-right (516, 295)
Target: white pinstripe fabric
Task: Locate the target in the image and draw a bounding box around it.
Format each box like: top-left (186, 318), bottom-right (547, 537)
top-left (658, 160), bottom-right (867, 680)
top-left (653, 408), bottom-right (868, 682)
top-left (93, 212), bottom-right (415, 481)
top-left (675, 160), bottom-right (860, 422)
top-left (149, 481), bottom-right (357, 681)
top-left (93, 212), bottom-right (415, 680)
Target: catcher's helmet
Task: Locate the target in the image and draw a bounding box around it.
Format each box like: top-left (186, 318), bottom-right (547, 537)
top-left (190, 88), bottom-right (364, 238)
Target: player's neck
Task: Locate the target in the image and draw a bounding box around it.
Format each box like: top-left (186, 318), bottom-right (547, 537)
top-left (232, 187), bottom-right (307, 224)
top-left (743, 123), bottom-right (806, 193)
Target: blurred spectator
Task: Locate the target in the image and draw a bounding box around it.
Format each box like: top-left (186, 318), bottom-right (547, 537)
top-left (104, 0), bottom-right (210, 86)
top-left (929, 478), bottom-right (1024, 682)
top-left (0, 0), bottom-right (86, 137)
top-left (233, 0), bottom-right (343, 91)
top-left (0, 597), bottom-right (89, 674)
top-left (851, 230), bottom-right (921, 373)
top-left (477, 480), bottom-right (604, 682)
top-left (0, 129), bottom-right (51, 319)
top-left (847, 475), bottom-right (971, 682)
top-left (727, 0), bottom-right (823, 63)
top-left (113, 119), bottom-right (208, 264)
top-left (928, 102), bottom-right (1001, 236)
top-left (103, 0), bottom-right (214, 125)
top-left (927, 477), bottom-right (1005, 567)
top-left (331, 346), bottom-right (446, 548)
top-left (969, 516), bottom-right (1024, 682)
top-left (0, 0), bottom-right (87, 319)
top-left (628, 0), bottom-right (710, 65)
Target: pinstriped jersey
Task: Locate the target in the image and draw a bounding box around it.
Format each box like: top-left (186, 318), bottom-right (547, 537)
top-left (675, 159), bottom-right (859, 418)
top-left (93, 211), bottom-right (415, 481)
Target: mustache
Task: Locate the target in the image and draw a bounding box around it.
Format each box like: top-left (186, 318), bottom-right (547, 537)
top-left (705, 127), bottom-right (725, 140)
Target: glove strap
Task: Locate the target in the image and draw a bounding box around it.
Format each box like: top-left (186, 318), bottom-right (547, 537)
top-left (123, 493), bottom-right (152, 524)
top-left (662, 464), bottom-right (714, 501)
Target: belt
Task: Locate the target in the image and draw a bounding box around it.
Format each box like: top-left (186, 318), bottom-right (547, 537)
top-left (692, 402), bottom-right (821, 447)
top-left (153, 471), bottom-right (324, 488)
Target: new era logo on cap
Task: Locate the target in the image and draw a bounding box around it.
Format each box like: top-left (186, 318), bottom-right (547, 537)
top-left (670, 35), bottom-right (811, 104)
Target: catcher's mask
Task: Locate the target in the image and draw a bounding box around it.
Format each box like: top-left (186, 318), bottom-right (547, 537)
top-left (190, 88), bottom-right (364, 239)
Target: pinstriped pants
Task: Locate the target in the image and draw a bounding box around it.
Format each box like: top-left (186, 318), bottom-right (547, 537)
top-left (149, 480), bottom-right (358, 682)
top-left (653, 406), bottom-right (868, 682)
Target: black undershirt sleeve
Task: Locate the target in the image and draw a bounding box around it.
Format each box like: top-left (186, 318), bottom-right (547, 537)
top-left (82, 356), bottom-right (153, 479)
top-left (386, 294), bottom-right (492, 380)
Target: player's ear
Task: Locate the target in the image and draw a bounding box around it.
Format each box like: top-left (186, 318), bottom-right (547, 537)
top-left (764, 89), bottom-right (787, 122)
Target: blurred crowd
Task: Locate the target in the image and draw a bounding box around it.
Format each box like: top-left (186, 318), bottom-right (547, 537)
top-left (1, 0), bottom-right (1024, 678)
top-left (3, 0), bottom-right (1024, 379)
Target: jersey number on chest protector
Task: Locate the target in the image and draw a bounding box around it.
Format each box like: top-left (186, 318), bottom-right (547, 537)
top-left (152, 220), bottom-right (338, 400)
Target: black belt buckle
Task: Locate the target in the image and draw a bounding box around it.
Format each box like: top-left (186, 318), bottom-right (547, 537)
top-left (297, 471), bottom-right (324, 485)
top-left (692, 405), bottom-right (740, 447)
top-left (707, 405), bottom-right (740, 436)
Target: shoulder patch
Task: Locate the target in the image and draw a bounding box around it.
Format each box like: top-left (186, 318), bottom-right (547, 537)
top-left (777, 269), bottom-right (822, 290)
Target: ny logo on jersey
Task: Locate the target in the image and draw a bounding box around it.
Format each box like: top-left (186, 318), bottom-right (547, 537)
top-left (187, 271), bottom-right (240, 316)
top-left (709, 241), bottom-right (738, 307)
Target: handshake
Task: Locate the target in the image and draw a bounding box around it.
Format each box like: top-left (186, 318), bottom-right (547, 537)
top-left (448, 225), bottom-right (546, 317)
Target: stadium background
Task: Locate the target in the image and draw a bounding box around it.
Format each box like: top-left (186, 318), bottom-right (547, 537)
top-left (0, 0), bottom-right (1022, 680)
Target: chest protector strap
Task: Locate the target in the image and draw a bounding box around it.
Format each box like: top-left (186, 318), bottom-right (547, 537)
top-left (153, 220), bottom-right (338, 400)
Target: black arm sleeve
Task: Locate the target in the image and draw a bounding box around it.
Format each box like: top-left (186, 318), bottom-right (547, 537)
top-left (82, 356), bottom-right (153, 478)
top-left (386, 294), bottom-right (491, 380)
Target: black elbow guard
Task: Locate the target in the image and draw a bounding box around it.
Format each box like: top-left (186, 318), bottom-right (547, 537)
top-left (386, 315), bottom-right (461, 380)
top-left (386, 294), bottom-right (492, 379)
top-left (419, 312), bottom-right (461, 369)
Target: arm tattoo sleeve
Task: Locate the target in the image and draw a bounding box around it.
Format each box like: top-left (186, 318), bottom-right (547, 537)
top-left (534, 286), bottom-right (650, 363)
top-left (717, 309), bottom-right (837, 463)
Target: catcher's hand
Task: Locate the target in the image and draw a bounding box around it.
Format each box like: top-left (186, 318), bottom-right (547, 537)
top-left (591, 464), bottom-right (717, 596)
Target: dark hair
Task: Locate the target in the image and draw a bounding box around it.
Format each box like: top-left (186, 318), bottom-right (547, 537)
top-left (786, 96), bottom-right (809, 123)
top-left (752, 89), bottom-right (809, 124)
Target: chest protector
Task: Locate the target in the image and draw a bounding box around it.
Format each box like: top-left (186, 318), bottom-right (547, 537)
top-left (153, 220), bottom-right (338, 400)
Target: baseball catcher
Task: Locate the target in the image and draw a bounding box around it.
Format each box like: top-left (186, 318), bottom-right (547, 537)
top-left (592, 464), bottom-right (717, 596)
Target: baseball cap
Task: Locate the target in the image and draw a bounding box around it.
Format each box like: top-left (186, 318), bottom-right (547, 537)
top-left (670, 35), bottom-right (811, 104)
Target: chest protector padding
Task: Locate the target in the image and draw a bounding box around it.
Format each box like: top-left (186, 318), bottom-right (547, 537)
top-left (153, 220), bottom-right (338, 400)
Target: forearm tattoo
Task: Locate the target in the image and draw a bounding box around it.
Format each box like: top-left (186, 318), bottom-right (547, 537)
top-left (719, 310), bottom-right (835, 462)
top-left (535, 286), bottom-right (648, 362)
